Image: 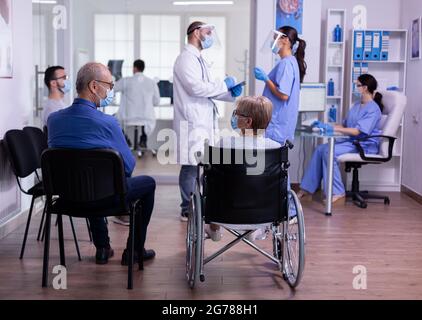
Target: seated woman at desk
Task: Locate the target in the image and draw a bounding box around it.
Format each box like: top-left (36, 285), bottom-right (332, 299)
top-left (205, 95), bottom-right (281, 241)
top-left (298, 74), bottom-right (383, 204)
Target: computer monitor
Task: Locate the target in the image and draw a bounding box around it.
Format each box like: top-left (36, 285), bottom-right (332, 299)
top-left (299, 83), bottom-right (326, 112)
top-left (158, 80), bottom-right (173, 104)
top-left (107, 60), bottom-right (124, 81)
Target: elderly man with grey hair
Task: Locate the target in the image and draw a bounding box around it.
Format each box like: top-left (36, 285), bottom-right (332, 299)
top-left (48, 62), bottom-right (156, 265)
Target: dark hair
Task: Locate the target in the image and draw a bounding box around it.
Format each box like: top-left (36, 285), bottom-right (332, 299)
top-left (187, 21), bottom-right (206, 36)
top-left (357, 73), bottom-right (384, 112)
top-left (279, 26), bottom-right (307, 83)
top-left (44, 66), bottom-right (64, 90)
top-left (134, 59), bottom-right (145, 72)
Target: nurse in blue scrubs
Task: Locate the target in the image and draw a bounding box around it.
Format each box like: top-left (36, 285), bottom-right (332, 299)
top-left (254, 26), bottom-right (307, 144)
top-left (298, 74), bottom-right (384, 203)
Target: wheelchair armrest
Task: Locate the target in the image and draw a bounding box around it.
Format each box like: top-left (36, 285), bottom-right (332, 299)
top-left (352, 135), bottom-right (396, 162)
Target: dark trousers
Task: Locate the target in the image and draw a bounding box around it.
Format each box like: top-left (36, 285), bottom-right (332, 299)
top-left (88, 175), bottom-right (156, 251)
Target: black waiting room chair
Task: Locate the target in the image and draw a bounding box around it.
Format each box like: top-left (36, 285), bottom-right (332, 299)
top-left (41, 149), bottom-right (140, 289)
top-left (3, 128), bottom-right (81, 260)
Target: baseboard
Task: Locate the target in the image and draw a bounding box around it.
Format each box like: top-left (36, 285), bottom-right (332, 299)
top-left (402, 185), bottom-right (422, 205)
top-left (0, 200), bottom-right (44, 240)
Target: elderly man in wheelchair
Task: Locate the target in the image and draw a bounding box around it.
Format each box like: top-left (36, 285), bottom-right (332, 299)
top-left (185, 96), bottom-right (306, 289)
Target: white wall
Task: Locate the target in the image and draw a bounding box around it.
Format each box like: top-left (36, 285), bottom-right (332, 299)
top-left (0, 0), bottom-right (33, 228)
top-left (401, 0), bottom-right (422, 195)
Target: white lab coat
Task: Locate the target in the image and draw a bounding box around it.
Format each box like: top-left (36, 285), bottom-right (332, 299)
top-left (173, 44), bottom-right (234, 165)
top-left (115, 73), bottom-right (160, 135)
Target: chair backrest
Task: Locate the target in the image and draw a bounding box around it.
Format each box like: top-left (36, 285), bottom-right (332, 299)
top-left (23, 127), bottom-right (48, 169)
top-left (204, 146), bottom-right (289, 225)
top-left (378, 91), bottom-right (407, 157)
top-left (3, 129), bottom-right (39, 178)
top-left (41, 149), bottom-right (127, 204)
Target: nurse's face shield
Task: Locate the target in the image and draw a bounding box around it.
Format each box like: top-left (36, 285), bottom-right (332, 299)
top-left (194, 24), bottom-right (222, 50)
top-left (260, 30), bottom-right (288, 54)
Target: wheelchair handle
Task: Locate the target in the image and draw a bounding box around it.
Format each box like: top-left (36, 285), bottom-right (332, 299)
top-left (285, 140), bottom-right (294, 150)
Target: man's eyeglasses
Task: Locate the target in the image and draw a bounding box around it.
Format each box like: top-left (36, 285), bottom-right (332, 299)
top-left (52, 75), bottom-right (68, 81)
top-left (232, 110), bottom-right (250, 118)
top-left (95, 80), bottom-right (115, 90)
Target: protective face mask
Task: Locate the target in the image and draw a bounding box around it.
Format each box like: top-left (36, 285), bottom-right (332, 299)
top-left (271, 41), bottom-right (281, 55)
top-left (201, 35), bottom-right (214, 50)
top-left (231, 115), bottom-right (238, 130)
top-left (59, 79), bottom-right (71, 94)
top-left (353, 91), bottom-right (362, 102)
top-left (99, 88), bottom-right (115, 108)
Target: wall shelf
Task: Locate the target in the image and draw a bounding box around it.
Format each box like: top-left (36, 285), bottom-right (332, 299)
top-left (324, 9), bottom-right (346, 124)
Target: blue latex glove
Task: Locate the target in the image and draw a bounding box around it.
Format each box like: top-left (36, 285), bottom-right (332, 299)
top-left (311, 121), bottom-right (333, 133)
top-left (230, 83), bottom-right (243, 98)
top-left (254, 67), bottom-right (269, 82)
top-left (224, 76), bottom-right (236, 89)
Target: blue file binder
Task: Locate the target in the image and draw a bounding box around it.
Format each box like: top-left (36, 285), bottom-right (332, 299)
top-left (353, 31), bottom-right (364, 60)
top-left (381, 31), bottom-right (390, 61)
top-left (364, 31), bottom-right (373, 60)
top-left (371, 31), bottom-right (382, 60)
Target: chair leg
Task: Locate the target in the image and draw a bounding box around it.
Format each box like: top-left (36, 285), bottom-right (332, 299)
top-left (37, 201), bottom-right (47, 241)
top-left (41, 217), bottom-right (46, 242)
top-left (353, 193), bottom-right (367, 209)
top-left (69, 217), bottom-right (82, 261)
top-left (128, 211), bottom-right (135, 290)
top-left (85, 218), bottom-right (93, 242)
top-left (20, 196), bottom-right (35, 259)
top-left (57, 215), bottom-right (66, 267)
top-left (42, 210), bottom-right (52, 288)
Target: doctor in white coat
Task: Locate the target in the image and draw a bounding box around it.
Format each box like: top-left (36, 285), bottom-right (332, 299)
top-left (115, 59), bottom-right (160, 142)
top-left (173, 21), bottom-right (244, 221)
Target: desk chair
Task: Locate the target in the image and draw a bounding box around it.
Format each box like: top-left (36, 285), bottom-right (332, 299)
top-left (338, 91), bottom-right (407, 209)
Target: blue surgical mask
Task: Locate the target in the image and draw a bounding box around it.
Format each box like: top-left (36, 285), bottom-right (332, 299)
top-left (271, 41), bottom-right (280, 54)
top-left (231, 115), bottom-right (238, 130)
top-left (201, 35), bottom-right (214, 50)
top-left (353, 91), bottom-right (362, 102)
top-left (99, 88), bottom-right (115, 108)
top-left (60, 79), bottom-right (71, 94)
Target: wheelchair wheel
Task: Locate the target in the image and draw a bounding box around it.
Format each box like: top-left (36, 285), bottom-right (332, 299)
top-left (185, 192), bottom-right (202, 289)
top-left (283, 190), bottom-right (305, 288)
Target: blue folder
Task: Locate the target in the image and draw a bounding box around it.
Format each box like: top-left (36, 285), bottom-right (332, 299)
top-left (364, 31), bottom-right (373, 60)
top-left (381, 31), bottom-right (390, 61)
top-left (353, 31), bottom-right (364, 61)
top-left (371, 31), bottom-right (382, 60)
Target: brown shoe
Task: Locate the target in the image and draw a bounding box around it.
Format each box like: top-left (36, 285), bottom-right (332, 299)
top-left (323, 194), bottom-right (346, 205)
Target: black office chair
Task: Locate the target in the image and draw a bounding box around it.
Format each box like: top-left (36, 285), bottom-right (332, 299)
top-left (41, 149), bottom-right (140, 289)
top-left (24, 126), bottom-right (93, 243)
top-left (3, 130), bottom-right (44, 259)
top-left (3, 129), bottom-right (82, 260)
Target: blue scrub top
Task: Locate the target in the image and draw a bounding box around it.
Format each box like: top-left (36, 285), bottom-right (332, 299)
top-left (263, 55), bottom-right (300, 144)
top-left (343, 100), bottom-right (382, 154)
top-left (48, 98), bottom-right (136, 177)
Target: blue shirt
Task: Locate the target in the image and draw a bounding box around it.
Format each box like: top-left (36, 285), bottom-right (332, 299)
top-left (48, 98), bottom-right (136, 177)
top-left (263, 55), bottom-right (300, 144)
top-left (343, 100), bottom-right (382, 154)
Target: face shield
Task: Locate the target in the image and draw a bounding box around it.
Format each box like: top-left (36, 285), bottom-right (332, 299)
top-left (260, 30), bottom-right (288, 55)
top-left (191, 24), bottom-right (222, 50)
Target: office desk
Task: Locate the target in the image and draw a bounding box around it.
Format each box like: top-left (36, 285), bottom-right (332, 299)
top-left (296, 130), bottom-right (346, 216)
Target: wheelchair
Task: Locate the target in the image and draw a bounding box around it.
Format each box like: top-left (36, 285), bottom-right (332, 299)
top-left (186, 142), bottom-right (306, 289)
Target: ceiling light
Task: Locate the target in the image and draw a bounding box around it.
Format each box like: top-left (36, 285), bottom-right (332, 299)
top-left (173, 1), bottom-right (234, 6)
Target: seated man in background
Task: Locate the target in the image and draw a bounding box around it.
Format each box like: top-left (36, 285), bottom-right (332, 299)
top-left (206, 96), bottom-right (281, 241)
top-left (48, 62), bottom-right (156, 265)
top-left (42, 66), bottom-right (71, 127)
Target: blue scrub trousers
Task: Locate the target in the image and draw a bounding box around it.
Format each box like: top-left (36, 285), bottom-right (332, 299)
top-left (179, 165), bottom-right (197, 214)
top-left (300, 141), bottom-right (357, 196)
